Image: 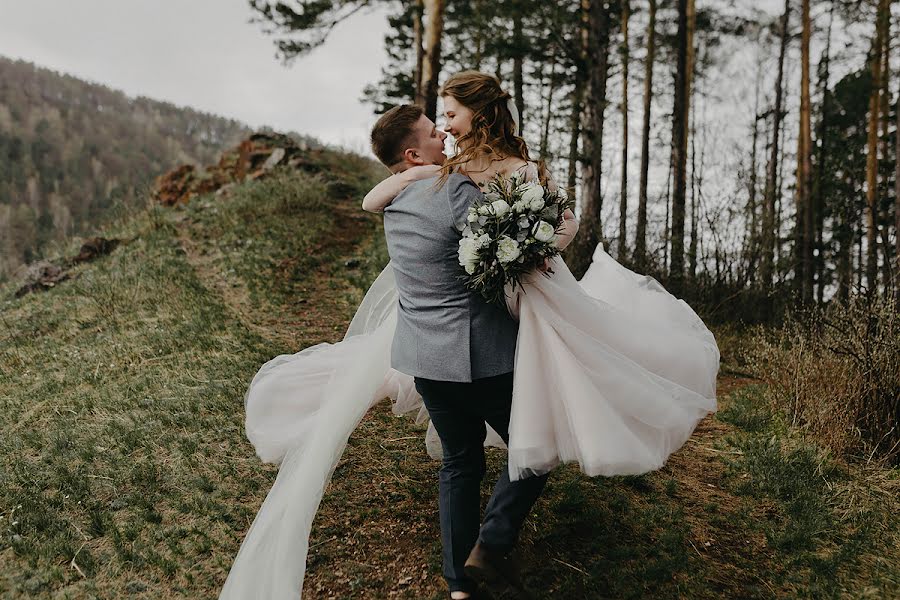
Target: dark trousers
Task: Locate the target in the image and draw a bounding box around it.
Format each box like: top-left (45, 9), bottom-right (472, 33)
top-left (414, 372), bottom-right (549, 593)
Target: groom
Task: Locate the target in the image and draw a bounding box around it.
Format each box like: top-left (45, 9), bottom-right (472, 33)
top-left (370, 104), bottom-right (548, 600)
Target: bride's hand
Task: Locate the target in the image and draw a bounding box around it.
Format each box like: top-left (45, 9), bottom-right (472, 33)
top-left (361, 164), bottom-right (442, 212)
top-left (554, 209), bottom-right (579, 250)
top-left (537, 258), bottom-right (552, 273)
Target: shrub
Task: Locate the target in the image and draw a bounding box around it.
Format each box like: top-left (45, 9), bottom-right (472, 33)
top-left (749, 295), bottom-right (900, 465)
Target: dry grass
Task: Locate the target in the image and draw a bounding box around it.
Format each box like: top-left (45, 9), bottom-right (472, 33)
top-left (745, 297), bottom-right (900, 465)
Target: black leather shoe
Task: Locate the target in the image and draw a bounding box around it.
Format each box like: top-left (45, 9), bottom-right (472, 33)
top-left (464, 542), bottom-right (534, 600)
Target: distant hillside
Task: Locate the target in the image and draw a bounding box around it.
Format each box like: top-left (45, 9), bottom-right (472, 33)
top-left (0, 56), bottom-right (254, 279)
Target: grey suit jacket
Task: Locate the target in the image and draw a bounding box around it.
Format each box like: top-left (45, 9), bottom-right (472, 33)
top-left (383, 173), bottom-right (518, 383)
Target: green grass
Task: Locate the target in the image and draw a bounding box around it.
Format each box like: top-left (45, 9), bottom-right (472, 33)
top-left (716, 386), bottom-right (900, 598)
top-left (1, 222), bottom-right (279, 597)
top-left (1, 158), bottom-right (898, 599)
top-left (0, 158), bottom-right (384, 598)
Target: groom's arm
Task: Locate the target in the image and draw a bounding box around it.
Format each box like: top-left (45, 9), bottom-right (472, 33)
top-left (446, 175), bottom-right (482, 234)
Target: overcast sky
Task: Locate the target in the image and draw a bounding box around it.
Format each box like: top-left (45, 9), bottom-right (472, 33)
top-left (0, 0), bottom-right (391, 153)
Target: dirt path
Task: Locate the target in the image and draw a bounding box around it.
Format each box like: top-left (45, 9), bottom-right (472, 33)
top-left (173, 197), bottom-right (376, 349)
top-left (293, 374), bottom-right (768, 600)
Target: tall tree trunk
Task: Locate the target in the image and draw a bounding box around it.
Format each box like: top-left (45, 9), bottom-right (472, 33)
top-left (879, 14), bottom-right (893, 291)
top-left (413, 0), bottom-right (425, 101)
top-left (567, 0), bottom-right (613, 277)
top-left (687, 5), bottom-right (699, 283)
top-left (745, 28), bottom-right (763, 287)
top-left (664, 156), bottom-right (672, 269)
top-left (857, 205), bottom-right (864, 289)
top-left (567, 83), bottom-right (583, 192)
top-left (761, 0), bottom-right (790, 296)
top-left (865, 0), bottom-right (887, 295)
top-left (634, 0), bottom-right (657, 270)
top-left (797, 0), bottom-right (813, 304)
top-left (513, 10), bottom-right (525, 129)
top-left (838, 199), bottom-right (853, 301)
top-left (473, 0), bottom-right (484, 69)
top-left (420, 0), bottom-right (446, 122)
top-left (567, 2), bottom-right (590, 193)
top-left (689, 87), bottom-right (698, 280)
top-left (618, 0), bottom-right (630, 261)
top-left (896, 41), bottom-right (900, 300)
top-left (541, 61), bottom-right (557, 159)
top-left (776, 114), bottom-right (788, 274)
top-left (669, 0), bottom-right (694, 293)
top-left (814, 3), bottom-right (834, 304)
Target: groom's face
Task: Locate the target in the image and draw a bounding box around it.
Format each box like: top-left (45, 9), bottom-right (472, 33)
top-left (407, 115), bottom-right (447, 167)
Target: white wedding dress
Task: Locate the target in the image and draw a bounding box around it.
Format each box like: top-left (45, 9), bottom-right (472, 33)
top-left (219, 244), bottom-right (719, 599)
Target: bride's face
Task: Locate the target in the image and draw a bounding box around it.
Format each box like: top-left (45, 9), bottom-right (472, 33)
top-left (442, 95), bottom-right (474, 142)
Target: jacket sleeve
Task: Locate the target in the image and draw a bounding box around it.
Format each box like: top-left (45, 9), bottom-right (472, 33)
top-left (446, 174), bottom-right (482, 233)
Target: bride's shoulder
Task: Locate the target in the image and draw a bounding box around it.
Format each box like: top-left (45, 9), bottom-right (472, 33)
top-left (507, 159), bottom-right (541, 183)
top-left (494, 157), bottom-right (535, 179)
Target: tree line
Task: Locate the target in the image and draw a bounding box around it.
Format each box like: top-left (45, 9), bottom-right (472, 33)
top-left (0, 56), bottom-right (249, 281)
top-left (251, 0), bottom-right (898, 321)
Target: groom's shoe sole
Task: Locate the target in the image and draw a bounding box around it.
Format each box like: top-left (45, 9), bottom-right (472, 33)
top-left (447, 589), bottom-right (496, 600)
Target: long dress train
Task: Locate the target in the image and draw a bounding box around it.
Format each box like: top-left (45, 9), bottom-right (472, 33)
top-left (219, 244), bottom-right (718, 599)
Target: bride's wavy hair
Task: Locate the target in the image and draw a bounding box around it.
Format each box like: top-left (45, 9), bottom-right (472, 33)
top-left (438, 71), bottom-right (539, 184)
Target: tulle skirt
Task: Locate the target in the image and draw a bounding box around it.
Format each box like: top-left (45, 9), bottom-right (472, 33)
top-left (219, 244), bottom-right (719, 599)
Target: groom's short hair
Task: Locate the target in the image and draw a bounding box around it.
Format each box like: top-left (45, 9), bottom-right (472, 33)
top-left (371, 104), bottom-right (424, 168)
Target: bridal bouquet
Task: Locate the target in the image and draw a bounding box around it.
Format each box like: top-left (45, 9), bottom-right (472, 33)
top-left (458, 172), bottom-right (574, 307)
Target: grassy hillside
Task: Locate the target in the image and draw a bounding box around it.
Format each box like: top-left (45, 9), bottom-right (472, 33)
top-left (0, 56), bottom-right (256, 279)
top-left (0, 152), bottom-right (898, 599)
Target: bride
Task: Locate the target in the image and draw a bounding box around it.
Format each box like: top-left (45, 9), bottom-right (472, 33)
top-left (219, 71), bottom-right (719, 599)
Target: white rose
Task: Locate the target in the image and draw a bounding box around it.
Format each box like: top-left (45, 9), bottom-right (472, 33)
top-left (532, 220), bottom-right (557, 243)
top-left (478, 205), bottom-right (492, 216)
top-left (528, 197), bottom-right (545, 211)
top-left (512, 200), bottom-right (528, 213)
top-left (458, 238), bottom-right (481, 274)
top-left (496, 236), bottom-right (521, 264)
top-left (491, 200), bottom-right (511, 218)
top-left (476, 233), bottom-right (492, 248)
top-left (519, 181), bottom-right (545, 205)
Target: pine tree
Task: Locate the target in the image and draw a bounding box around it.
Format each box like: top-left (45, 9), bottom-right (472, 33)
top-left (248, 1), bottom-right (372, 60)
top-left (419, 0), bottom-right (447, 121)
top-left (634, 0), bottom-right (657, 271)
top-left (567, 0), bottom-right (614, 278)
top-left (761, 0), bottom-right (790, 297)
top-left (797, 0), bottom-right (813, 303)
top-left (865, 0), bottom-right (889, 294)
top-left (618, 0), bottom-right (630, 262)
top-left (669, 0), bottom-right (692, 293)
